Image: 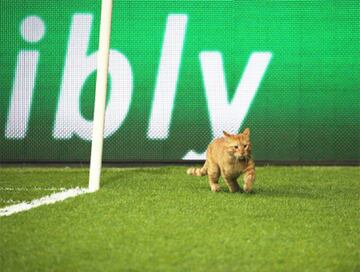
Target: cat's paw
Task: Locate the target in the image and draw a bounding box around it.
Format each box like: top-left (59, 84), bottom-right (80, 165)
top-left (243, 186), bottom-right (253, 193)
top-left (210, 184), bottom-right (221, 192)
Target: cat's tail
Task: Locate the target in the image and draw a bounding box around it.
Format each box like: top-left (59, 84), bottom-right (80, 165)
top-left (186, 161), bottom-right (208, 176)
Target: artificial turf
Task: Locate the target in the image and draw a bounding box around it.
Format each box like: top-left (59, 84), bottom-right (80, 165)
top-left (0, 166), bottom-right (359, 271)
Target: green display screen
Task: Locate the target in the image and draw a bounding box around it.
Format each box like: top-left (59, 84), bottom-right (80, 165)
top-left (0, 1), bottom-right (359, 163)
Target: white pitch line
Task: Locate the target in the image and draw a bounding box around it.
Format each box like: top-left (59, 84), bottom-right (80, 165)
top-left (0, 187), bottom-right (66, 191)
top-left (0, 199), bottom-right (21, 204)
top-left (0, 187), bottom-right (89, 217)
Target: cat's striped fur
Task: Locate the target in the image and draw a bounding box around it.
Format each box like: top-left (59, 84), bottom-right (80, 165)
top-left (187, 128), bottom-right (255, 193)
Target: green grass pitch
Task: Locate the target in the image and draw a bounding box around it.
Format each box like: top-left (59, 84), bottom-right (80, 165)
top-left (0, 166), bottom-right (359, 271)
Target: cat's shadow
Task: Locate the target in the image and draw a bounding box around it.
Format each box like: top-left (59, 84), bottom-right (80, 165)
top-left (102, 172), bottom-right (317, 199)
top-left (253, 187), bottom-right (318, 199)
top-left (211, 184), bottom-right (318, 199)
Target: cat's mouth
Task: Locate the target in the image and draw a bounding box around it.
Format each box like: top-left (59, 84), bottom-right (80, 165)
top-left (235, 155), bottom-right (248, 162)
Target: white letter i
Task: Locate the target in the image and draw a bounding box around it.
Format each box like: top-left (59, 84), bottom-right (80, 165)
top-left (6, 16), bottom-right (45, 139)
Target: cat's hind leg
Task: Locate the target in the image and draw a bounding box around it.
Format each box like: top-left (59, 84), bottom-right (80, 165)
top-left (207, 164), bottom-right (221, 192)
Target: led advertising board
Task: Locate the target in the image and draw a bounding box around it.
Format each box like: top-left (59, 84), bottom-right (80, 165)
top-left (0, 1), bottom-right (359, 163)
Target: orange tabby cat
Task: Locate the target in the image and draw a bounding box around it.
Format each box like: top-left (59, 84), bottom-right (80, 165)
top-left (187, 128), bottom-right (255, 193)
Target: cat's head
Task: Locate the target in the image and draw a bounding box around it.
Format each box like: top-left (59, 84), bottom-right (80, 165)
top-left (223, 128), bottom-right (252, 160)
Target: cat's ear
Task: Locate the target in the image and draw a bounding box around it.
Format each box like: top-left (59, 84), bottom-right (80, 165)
top-left (243, 128), bottom-right (250, 137)
top-left (223, 131), bottom-right (232, 138)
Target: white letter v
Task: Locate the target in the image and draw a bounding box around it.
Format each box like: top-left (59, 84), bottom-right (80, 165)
top-left (183, 51), bottom-right (272, 160)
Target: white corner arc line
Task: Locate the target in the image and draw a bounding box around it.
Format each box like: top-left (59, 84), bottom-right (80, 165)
top-left (0, 187), bottom-right (89, 217)
top-left (0, 199), bottom-right (21, 204)
top-left (0, 187), bottom-right (66, 191)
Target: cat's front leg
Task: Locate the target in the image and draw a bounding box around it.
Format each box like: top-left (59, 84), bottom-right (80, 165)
top-left (243, 160), bottom-right (256, 193)
top-left (223, 173), bottom-right (240, 193)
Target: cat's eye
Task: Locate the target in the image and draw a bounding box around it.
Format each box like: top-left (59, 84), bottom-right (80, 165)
top-left (244, 144), bottom-right (248, 148)
top-left (234, 145), bottom-right (239, 149)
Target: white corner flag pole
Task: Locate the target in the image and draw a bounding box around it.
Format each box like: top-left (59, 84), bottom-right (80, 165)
top-left (89, 0), bottom-right (113, 192)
